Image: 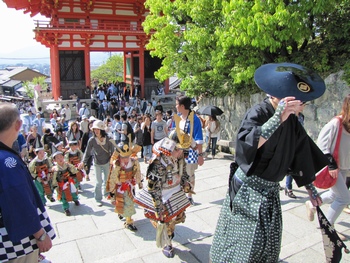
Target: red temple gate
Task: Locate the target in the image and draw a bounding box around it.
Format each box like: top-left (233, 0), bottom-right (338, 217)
top-left (4, 0), bottom-right (169, 100)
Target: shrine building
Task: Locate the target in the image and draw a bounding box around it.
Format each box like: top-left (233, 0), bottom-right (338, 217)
top-left (3, 0), bottom-right (168, 100)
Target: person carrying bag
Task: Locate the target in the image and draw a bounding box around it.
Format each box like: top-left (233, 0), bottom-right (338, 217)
top-left (313, 116), bottom-right (342, 189)
top-left (306, 95), bottom-right (350, 241)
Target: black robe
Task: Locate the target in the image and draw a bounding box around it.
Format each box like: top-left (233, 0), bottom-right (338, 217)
top-left (235, 98), bottom-right (329, 187)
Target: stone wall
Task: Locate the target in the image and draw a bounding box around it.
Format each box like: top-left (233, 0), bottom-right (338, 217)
top-left (198, 71), bottom-right (349, 152)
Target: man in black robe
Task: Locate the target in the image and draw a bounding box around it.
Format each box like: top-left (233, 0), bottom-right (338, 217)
top-left (210, 63), bottom-right (329, 263)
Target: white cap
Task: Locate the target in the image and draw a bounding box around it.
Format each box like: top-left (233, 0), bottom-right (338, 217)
top-left (91, 120), bottom-right (106, 130)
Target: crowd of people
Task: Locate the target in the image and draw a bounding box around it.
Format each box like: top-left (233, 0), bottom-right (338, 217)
top-left (4, 64), bottom-right (349, 263)
top-left (3, 92), bottom-right (216, 261)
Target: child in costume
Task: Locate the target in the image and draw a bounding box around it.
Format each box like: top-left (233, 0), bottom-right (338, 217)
top-left (51, 146), bottom-right (80, 216)
top-left (55, 141), bottom-right (65, 152)
top-left (106, 134), bottom-right (142, 231)
top-left (134, 128), bottom-right (194, 258)
top-left (28, 139), bottom-right (55, 206)
top-left (41, 128), bottom-right (59, 157)
top-left (64, 135), bottom-right (85, 189)
top-left (48, 141), bottom-right (65, 163)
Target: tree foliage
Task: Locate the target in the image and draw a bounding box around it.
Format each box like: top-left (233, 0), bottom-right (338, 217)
top-left (32, 76), bottom-right (48, 91)
top-left (22, 81), bottom-right (34, 99)
top-left (143, 0), bottom-right (350, 97)
top-left (22, 76), bottom-right (47, 99)
top-left (91, 54), bottom-right (124, 83)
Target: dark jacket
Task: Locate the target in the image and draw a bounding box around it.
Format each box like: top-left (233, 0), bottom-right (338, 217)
top-left (235, 98), bottom-right (329, 187)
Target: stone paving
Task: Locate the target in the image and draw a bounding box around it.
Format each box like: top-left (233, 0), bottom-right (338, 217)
top-left (43, 152), bottom-right (350, 263)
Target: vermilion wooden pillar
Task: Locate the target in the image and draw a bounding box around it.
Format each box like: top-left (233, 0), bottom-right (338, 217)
top-left (50, 45), bottom-right (60, 100)
top-left (139, 47), bottom-right (145, 98)
top-left (84, 47), bottom-right (91, 89)
top-left (130, 52), bottom-right (134, 97)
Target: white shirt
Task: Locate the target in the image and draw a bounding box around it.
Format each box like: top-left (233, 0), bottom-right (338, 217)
top-left (80, 120), bottom-right (89, 134)
top-left (29, 106), bottom-right (37, 114)
top-left (78, 107), bottom-right (90, 117)
top-left (61, 107), bottom-right (72, 121)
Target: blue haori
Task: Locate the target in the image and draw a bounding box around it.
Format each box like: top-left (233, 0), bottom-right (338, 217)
top-left (134, 189), bottom-right (190, 223)
top-left (210, 168), bottom-right (282, 263)
top-left (0, 208), bottom-right (56, 262)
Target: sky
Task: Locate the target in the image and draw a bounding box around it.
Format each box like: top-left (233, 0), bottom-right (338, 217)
top-left (0, 1), bottom-right (49, 55)
top-left (0, 2), bottom-right (117, 64)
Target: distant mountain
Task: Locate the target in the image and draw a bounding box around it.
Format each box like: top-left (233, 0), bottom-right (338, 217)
top-left (0, 45), bottom-right (119, 65)
top-left (0, 45), bottom-right (49, 64)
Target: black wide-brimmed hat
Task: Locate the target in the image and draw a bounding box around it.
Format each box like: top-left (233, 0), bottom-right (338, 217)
top-left (254, 63), bottom-right (326, 101)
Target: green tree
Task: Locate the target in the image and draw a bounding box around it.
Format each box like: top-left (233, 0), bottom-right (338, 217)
top-left (143, 0), bottom-right (350, 97)
top-left (32, 76), bottom-right (48, 91)
top-left (22, 81), bottom-right (34, 99)
top-left (22, 76), bottom-right (47, 99)
top-left (91, 54), bottom-right (124, 83)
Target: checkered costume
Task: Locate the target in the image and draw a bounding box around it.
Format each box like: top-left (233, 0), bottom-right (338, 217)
top-left (181, 112), bottom-right (203, 164)
top-left (0, 208), bottom-right (55, 262)
top-left (0, 142), bottom-right (56, 262)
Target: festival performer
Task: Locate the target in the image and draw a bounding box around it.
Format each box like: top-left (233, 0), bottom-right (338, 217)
top-left (209, 63), bottom-right (329, 262)
top-left (55, 141), bottom-right (66, 154)
top-left (134, 127), bottom-right (194, 258)
top-left (65, 135), bottom-right (85, 189)
top-left (28, 139), bottom-right (55, 205)
top-left (51, 146), bottom-right (80, 216)
top-left (175, 95), bottom-right (204, 205)
top-left (106, 135), bottom-right (142, 231)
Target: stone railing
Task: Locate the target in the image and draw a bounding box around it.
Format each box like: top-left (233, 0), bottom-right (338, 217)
top-left (40, 99), bottom-right (92, 121)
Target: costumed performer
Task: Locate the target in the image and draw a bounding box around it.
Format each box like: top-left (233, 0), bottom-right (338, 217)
top-left (174, 95), bottom-right (204, 205)
top-left (51, 146), bottom-right (80, 216)
top-left (28, 139), bottom-right (55, 205)
top-left (65, 134), bottom-right (85, 190)
top-left (106, 134), bottom-right (142, 231)
top-left (209, 63), bottom-right (330, 262)
top-left (134, 126), bottom-right (194, 258)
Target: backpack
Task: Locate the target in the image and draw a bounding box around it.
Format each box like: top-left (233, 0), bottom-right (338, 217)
top-left (125, 121), bottom-right (135, 142)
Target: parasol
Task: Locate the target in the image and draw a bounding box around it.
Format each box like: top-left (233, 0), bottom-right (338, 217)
top-left (197, 105), bottom-right (223, 116)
